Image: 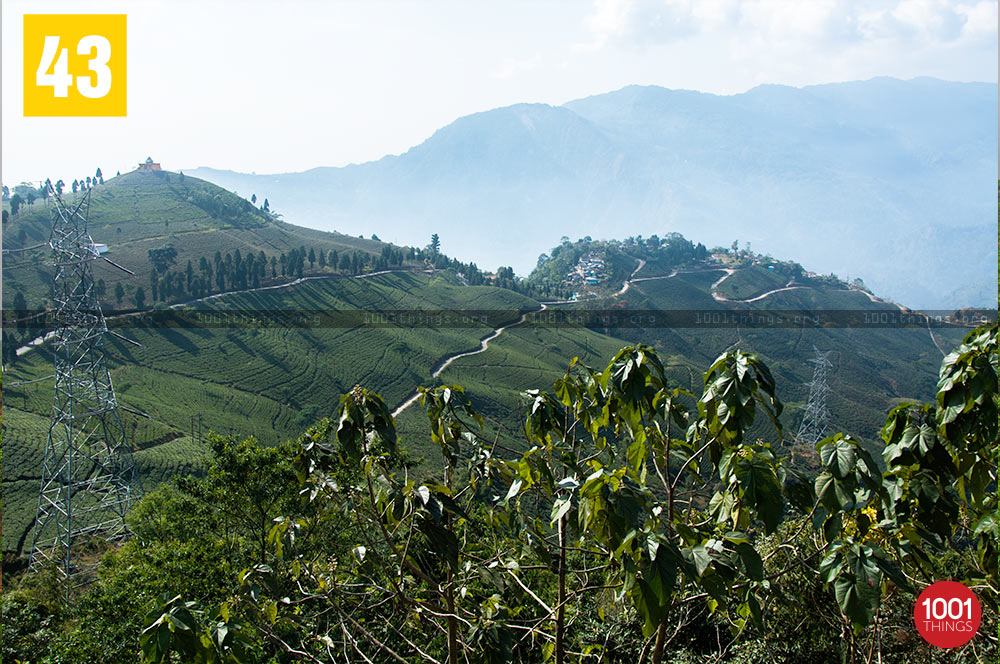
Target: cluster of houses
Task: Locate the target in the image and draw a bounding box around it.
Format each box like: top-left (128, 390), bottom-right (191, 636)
top-left (564, 253), bottom-right (607, 288)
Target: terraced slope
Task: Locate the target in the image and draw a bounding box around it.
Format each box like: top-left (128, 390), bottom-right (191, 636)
top-left (2, 170), bottom-right (407, 308)
top-left (593, 262), bottom-right (966, 450)
top-left (2, 272), bottom-right (537, 554)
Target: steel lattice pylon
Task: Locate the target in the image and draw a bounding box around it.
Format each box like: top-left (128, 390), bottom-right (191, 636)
top-left (29, 189), bottom-right (142, 586)
top-left (794, 347), bottom-right (834, 451)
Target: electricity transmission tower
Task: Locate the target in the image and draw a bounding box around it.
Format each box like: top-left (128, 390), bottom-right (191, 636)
top-left (29, 189), bottom-right (142, 587)
top-left (793, 348), bottom-right (834, 458)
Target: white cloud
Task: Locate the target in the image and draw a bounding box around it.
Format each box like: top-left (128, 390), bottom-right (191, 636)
top-left (851, 0), bottom-right (979, 42)
top-left (961, 0), bottom-right (1000, 40)
top-left (574, 0), bottom-right (995, 92)
top-left (739, 1), bottom-right (864, 45)
top-left (582, 0), bottom-right (997, 49)
top-left (892, 0), bottom-right (967, 40)
top-left (581, 0), bottom-right (738, 49)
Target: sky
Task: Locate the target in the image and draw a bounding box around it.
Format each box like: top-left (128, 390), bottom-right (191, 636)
top-left (2, 0), bottom-right (997, 184)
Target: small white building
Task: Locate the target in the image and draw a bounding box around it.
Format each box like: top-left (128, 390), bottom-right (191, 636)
top-left (92, 243), bottom-right (109, 255)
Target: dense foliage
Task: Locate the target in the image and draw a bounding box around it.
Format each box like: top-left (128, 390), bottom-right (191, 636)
top-left (2, 323), bottom-right (995, 663)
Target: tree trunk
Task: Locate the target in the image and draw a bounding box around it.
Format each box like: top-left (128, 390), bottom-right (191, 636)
top-left (444, 464), bottom-right (458, 664)
top-left (555, 515), bottom-right (567, 664)
top-left (651, 618), bottom-right (668, 664)
top-left (446, 578), bottom-right (458, 664)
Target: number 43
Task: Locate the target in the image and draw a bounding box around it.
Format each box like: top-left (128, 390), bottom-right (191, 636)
top-left (36, 35), bottom-right (112, 98)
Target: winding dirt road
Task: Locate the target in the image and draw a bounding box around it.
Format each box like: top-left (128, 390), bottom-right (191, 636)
top-left (614, 259), bottom-right (646, 295)
top-left (391, 303), bottom-right (548, 418)
top-left (12, 268), bottom-right (431, 358)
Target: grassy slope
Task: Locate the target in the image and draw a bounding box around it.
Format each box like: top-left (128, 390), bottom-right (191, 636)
top-left (3, 259), bottom-right (965, 555)
top-left (715, 265), bottom-right (789, 300)
top-left (2, 273), bottom-right (538, 553)
top-left (615, 271), bottom-right (966, 458)
top-left (399, 255), bottom-right (966, 474)
top-left (391, 324), bottom-right (636, 479)
top-left (2, 170), bottom-right (405, 308)
top-left (2, 405), bottom-right (210, 557)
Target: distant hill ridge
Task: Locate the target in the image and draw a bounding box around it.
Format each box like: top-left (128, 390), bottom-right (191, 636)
top-left (190, 77), bottom-right (998, 309)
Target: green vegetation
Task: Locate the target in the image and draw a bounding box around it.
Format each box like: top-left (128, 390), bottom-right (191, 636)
top-left (2, 171), bottom-right (404, 314)
top-left (3, 202), bottom-right (968, 562)
top-left (3, 174), bottom-right (992, 662)
top-left (551, 256), bottom-right (965, 454)
top-left (2, 272), bottom-right (537, 556)
top-left (530, 236), bottom-right (643, 295)
top-left (2, 324), bottom-right (994, 663)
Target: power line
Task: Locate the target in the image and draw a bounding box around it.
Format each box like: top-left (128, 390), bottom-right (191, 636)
top-left (2, 242), bottom-right (50, 254)
top-left (6, 374), bottom-right (55, 387)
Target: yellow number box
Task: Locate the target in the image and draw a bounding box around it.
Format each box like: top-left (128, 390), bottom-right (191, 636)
top-left (23, 14), bottom-right (126, 117)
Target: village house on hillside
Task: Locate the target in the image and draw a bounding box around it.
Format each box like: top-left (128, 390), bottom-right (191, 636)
top-left (564, 252), bottom-right (607, 287)
top-left (137, 157), bottom-right (161, 172)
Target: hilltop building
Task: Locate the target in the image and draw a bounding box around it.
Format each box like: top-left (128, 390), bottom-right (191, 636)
top-left (137, 157), bottom-right (161, 172)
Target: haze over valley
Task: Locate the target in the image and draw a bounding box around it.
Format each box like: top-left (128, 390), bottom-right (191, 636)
top-left (191, 77), bottom-right (998, 310)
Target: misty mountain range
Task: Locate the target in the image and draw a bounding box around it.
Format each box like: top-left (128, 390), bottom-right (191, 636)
top-left (190, 77), bottom-right (998, 309)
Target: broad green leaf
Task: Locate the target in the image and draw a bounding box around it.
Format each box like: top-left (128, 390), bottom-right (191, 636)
top-left (550, 498), bottom-right (572, 526)
top-left (735, 542), bottom-right (764, 582)
top-left (684, 545), bottom-right (711, 577)
top-left (504, 478), bottom-right (522, 502)
top-left (626, 439), bottom-right (646, 474)
top-left (819, 436), bottom-right (856, 479)
top-left (833, 574), bottom-right (875, 627)
top-left (733, 454), bottom-right (783, 533)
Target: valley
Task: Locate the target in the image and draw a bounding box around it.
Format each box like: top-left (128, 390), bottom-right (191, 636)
top-left (1, 171), bottom-right (973, 561)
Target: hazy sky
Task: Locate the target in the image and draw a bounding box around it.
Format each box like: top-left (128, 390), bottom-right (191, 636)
top-left (3, 0), bottom-right (997, 184)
